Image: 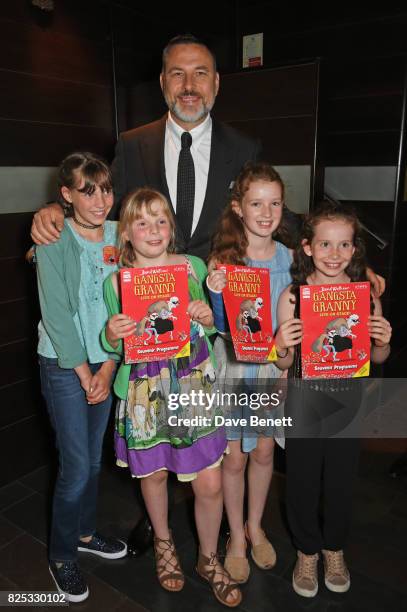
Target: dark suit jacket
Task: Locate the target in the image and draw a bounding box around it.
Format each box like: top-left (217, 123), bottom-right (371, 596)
top-left (111, 115), bottom-right (260, 260)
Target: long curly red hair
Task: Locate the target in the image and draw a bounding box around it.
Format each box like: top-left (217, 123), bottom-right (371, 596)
top-left (209, 161), bottom-right (289, 265)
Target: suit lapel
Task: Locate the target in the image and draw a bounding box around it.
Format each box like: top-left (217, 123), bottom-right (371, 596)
top-left (191, 120), bottom-right (233, 241)
top-left (139, 115), bottom-right (175, 216)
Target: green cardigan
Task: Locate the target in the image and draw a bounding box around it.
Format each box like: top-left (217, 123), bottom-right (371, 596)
top-left (36, 220), bottom-right (119, 369)
top-left (36, 223), bottom-right (87, 368)
top-left (102, 255), bottom-right (216, 399)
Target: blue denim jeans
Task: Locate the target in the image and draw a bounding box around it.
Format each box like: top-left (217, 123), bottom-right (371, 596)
top-left (39, 356), bottom-right (113, 562)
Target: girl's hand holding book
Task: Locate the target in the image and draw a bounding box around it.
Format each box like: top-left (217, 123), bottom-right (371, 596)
top-left (275, 318), bottom-right (303, 351)
top-left (188, 300), bottom-right (214, 328)
top-left (368, 315), bottom-right (392, 347)
top-left (207, 269), bottom-right (227, 292)
top-left (106, 314), bottom-right (136, 348)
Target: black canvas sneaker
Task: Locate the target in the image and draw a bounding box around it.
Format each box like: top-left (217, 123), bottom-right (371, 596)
top-left (49, 561), bottom-right (89, 603)
top-left (78, 532), bottom-right (127, 559)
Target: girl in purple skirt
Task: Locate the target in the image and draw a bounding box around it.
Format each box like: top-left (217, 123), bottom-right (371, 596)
top-left (103, 187), bottom-right (241, 608)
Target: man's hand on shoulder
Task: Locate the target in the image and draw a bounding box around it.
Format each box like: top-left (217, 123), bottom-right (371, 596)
top-left (31, 202), bottom-right (65, 245)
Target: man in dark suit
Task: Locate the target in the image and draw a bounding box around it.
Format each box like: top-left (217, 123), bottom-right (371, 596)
top-left (31, 34), bottom-right (260, 260)
top-left (111, 118), bottom-right (260, 259)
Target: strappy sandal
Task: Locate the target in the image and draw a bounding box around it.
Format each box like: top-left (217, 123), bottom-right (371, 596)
top-left (224, 537), bottom-right (250, 584)
top-left (196, 550), bottom-right (242, 608)
top-left (153, 532), bottom-right (185, 592)
top-left (245, 522), bottom-right (276, 570)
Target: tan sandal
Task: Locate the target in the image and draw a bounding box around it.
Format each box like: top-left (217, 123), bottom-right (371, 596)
top-left (224, 537), bottom-right (250, 584)
top-left (196, 551), bottom-right (242, 608)
top-left (245, 522), bottom-right (276, 570)
top-left (153, 532), bottom-right (185, 592)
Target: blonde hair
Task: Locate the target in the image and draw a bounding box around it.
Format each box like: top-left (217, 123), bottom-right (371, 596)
top-left (118, 188), bottom-right (176, 267)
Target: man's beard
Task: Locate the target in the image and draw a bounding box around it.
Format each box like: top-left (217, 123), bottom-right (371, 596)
top-left (166, 91), bottom-right (214, 124)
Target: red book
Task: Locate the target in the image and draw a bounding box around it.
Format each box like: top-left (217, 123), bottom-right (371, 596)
top-left (300, 282), bottom-right (371, 378)
top-left (219, 264), bottom-right (276, 362)
top-left (120, 265), bottom-right (190, 363)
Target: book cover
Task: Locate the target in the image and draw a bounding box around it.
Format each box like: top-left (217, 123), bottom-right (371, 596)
top-left (219, 264), bottom-right (276, 362)
top-left (300, 282), bottom-right (371, 378)
top-left (120, 265), bottom-right (190, 363)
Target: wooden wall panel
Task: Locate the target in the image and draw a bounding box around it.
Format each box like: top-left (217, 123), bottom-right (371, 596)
top-left (0, 22), bottom-right (111, 85)
top-left (0, 72), bottom-right (111, 127)
top-left (0, 0), bottom-right (110, 43)
top-left (215, 64), bottom-right (317, 121)
top-left (322, 56), bottom-right (404, 167)
top-left (0, 300), bottom-right (38, 347)
top-left (0, 340), bottom-right (36, 388)
top-left (324, 132), bottom-right (400, 167)
top-left (211, 63), bottom-right (318, 167)
top-left (0, 379), bottom-right (43, 430)
top-left (0, 415), bottom-right (52, 487)
top-left (0, 121), bottom-right (114, 166)
top-left (0, 1), bottom-right (115, 485)
top-left (0, 258), bottom-right (36, 302)
top-left (325, 96), bottom-right (403, 133)
top-left (0, 214), bottom-right (35, 258)
top-left (227, 117), bottom-right (315, 165)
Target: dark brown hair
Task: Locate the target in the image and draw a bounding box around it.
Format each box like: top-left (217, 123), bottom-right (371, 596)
top-left (161, 34), bottom-right (217, 72)
top-left (290, 201), bottom-right (367, 293)
top-left (209, 161), bottom-right (288, 265)
top-left (58, 152), bottom-right (112, 215)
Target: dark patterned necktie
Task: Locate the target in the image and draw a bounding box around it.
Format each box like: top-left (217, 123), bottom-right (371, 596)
top-left (177, 131), bottom-right (195, 242)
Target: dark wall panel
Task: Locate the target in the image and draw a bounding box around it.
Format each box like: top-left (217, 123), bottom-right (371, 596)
top-left (321, 56), bottom-right (405, 167)
top-left (0, 0), bottom-right (110, 43)
top-left (0, 121), bottom-right (114, 166)
top-left (0, 415), bottom-right (52, 487)
top-left (0, 340), bottom-right (35, 388)
top-left (228, 117), bottom-right (315, 165)
top-left (0, 1), bottom-right (116, 485)
top-left (0, 72), bottom-right (111, 127)
top-left (0, 22), bottom-right (111, 85)
top-left (325, 96), bottom-right (403, 133)
top-left (215, 64), bottom-right (317, 121)
top-left (212, 63), bottom-right (318, 166)
top-left (0, 213), bottom-right (35, 258)
top-left (0, 379), bottom-right (43, 430)
top-left (0, 300), bottom-right (37, 347)
top-left (0, 258), bottom-right (34, 302)
top-left (324, 132), bottom-right (400, 166)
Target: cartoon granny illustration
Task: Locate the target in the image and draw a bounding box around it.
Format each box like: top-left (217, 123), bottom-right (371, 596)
top-left (312, 314), bottom-right (360, 361)
top-left (236, 297), bottom-right (264, 342)
top-left (136, 296), bottom-right (179, 344)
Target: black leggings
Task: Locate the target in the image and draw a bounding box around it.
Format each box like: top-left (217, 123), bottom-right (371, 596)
top-left (285, 436), bottom-right (360, 555)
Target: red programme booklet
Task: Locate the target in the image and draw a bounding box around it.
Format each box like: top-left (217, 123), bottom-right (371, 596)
top-left (120, 265), bottom-right (190, 363)
top-left (300, 281), bottom-right (371, 378)
top-left (219, 264), bottom-right (277, 362)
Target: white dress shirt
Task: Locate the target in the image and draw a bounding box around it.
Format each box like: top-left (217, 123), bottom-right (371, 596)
top-left (164, 112), bottom-right (212, 235)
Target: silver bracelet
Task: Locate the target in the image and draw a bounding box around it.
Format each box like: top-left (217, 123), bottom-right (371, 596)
top-left (276, 347), bottom-right (289, 358)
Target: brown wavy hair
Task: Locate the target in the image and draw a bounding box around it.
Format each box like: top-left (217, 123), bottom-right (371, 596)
top-left (58, 151), bottom-right (112, 216)
top-left (118, 188), bottom-right (176, 267)
top-left (209, 161), bottom-right (290, 265)
top-left (290, 201), bottom-right (367, 298)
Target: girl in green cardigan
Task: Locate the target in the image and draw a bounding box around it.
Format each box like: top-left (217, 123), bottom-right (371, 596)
top-left (36, 152), bottom-right (126, 603)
